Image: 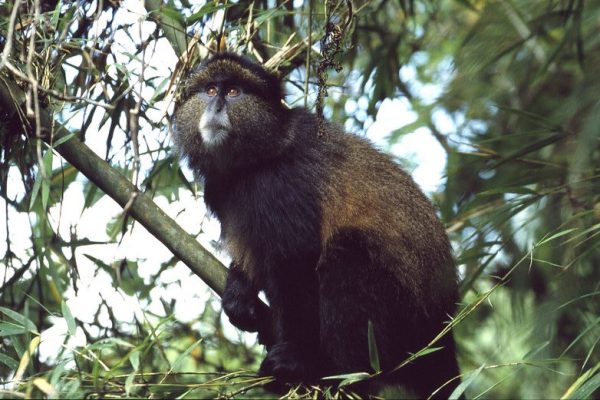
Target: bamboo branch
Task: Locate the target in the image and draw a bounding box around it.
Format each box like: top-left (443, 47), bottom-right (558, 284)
top-left (144, 0), bottom-right (189, 58)
top-left (0, 75), bottom-right (228, 297)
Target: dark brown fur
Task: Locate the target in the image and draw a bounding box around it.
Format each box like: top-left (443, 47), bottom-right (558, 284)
top-left (172, 53), bottom-right (460, 397)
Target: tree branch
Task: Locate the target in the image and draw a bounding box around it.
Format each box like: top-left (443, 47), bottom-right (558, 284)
top-left (0, 75), bottom-right (228, 297)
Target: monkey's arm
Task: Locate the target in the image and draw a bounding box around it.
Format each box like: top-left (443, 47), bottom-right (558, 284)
top-left (222, 262), bottom-right (274, 347)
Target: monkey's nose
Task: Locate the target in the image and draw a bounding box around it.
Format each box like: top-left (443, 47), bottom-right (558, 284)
top-left (212, 97), bottom-right (226, 113)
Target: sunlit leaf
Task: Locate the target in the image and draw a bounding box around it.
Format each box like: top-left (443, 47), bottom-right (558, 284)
top-left (449, 364), bottom-right (484, 400)
top-left (0, 307), bottom-right (38, 334)
top-left (61, 301), bottom-right (77, 337)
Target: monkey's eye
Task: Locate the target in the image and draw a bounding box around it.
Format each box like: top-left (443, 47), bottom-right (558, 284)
top-left (227, 87), bottom-right (241, 97)
top-left (206, 86), bottom-right (218, 97)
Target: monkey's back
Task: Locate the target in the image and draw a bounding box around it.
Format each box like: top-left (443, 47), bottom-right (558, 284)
top-left (292, 111), bottom-right (459, 395)
top-left (289, 110), bottom-right (457, 310)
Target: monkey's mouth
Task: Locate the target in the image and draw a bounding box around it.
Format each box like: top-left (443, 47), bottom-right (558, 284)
top-left (200, 125), bottom-right (229, 147)
top-left (198, 114), bottom-right (231, 147)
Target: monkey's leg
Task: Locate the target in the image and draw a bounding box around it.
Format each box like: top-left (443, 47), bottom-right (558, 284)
top-left (318, 228), bottom-right (461, 398)
top-left (222, 262), bottom-right (274, 347)
top-left (317, 228), bottom-right (398, 373)
top-left (258, 261), bottom-right (323, 383)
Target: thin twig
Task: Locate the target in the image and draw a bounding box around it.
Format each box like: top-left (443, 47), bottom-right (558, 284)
top-left (304, 0), bottom-right (313, 108)
top-left (0, 0), bottom-right (22, 69)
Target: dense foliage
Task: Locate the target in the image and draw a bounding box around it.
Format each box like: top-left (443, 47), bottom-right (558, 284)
top-left (1, 0), bottom-right (599, 398)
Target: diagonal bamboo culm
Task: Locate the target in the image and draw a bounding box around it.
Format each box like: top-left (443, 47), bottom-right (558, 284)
top-left (0, 76), bottom-right (231, 298)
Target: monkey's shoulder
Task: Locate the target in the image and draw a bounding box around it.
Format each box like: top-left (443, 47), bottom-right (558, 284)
top-left (283, 108), bottom-right (417, 186)
top-left (284, 107), bottom-right (370, 158)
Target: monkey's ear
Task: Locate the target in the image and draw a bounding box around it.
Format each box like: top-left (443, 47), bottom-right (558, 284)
top-left (208, 33), bottom-right (228, 54)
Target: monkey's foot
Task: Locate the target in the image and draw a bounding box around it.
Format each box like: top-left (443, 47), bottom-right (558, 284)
top-left (259, 341), bottom-right (320, 383)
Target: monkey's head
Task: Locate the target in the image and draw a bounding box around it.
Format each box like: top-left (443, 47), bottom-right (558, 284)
top-left (172, 53), bottom-right (289, 176)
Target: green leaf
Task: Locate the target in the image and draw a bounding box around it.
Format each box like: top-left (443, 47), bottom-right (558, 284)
top-left (41, 150), bottom-right (54, 210)
top-left (339, 372), bottom-right (372, 387)
top-left (562, 363), bottom-right (600, 399)
top-left (29, 171), bottom-right (42, 211)
top-left (145, 0), bottom-right (187, 57)
top-left (50, 0), bottom-right (62, 29)
top-left (129, 350), bottom-right (140, 371)
top-left (0, 352), bottom-right (19, 370)
top-left (87, 337), bottom-right (134, 350)
top-left (149, 76), bottom-right (171, 104)
top-left (322, 372), bottom-right (372, 387)
top-left (0, 322), bottom-right (28, 336)
top-left (117, 260), bottom-right (146, 296)
top-left (254, 8), bottom-right (289, 25)
top-left (187, 3), bottom-right (235, 24)
top-left (125, 373), bottom-right (136, 396)
top-left (64, 380), bottom-right (81, 398)
top-left (46, 255), bottom-right (64, 299)
top-left (0, 307), bottom-right (38, 333)
top-left (61, 301), bottom-right (77, 337)
top-left (555, 291), bottom-right (600, 311)
top-left (413, 346), bottom-right (444, 358)
top-left (390, 119), bottom-right (427, 143)
top-left (449, 364), bottom-right (484, 399)
top-left (53, 132), bottom-right (76, 147)
top-left (168, 338), bottom-right (202, 374)
top-left (49, 361), bottom-right (67, 387)
top-left (106, 214), bottom-right (127, 241)
top-left (537, 228), bottom-right (579, 246)
top-left (496, 106), bottom-right (559, 130)
top-left (83, 182), bottom-right (102, 210)
top-left (489, 132), bottom-right (564, 169)
top-left (42, 182), bottom-right (50, 212)
top-left (568, 370), bottom-right (600, 399)
top-left (158, 4), bottom-right (185, 25)
top-left (368, 321), bottom-right (381, 373)
top-left (560, 316), bottom-right (600, 357)
top-left (478, 186), bottom-right (538, 196)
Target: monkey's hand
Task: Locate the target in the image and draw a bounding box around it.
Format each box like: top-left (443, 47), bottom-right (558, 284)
top-left (222, 263), bottom-right (274, 346)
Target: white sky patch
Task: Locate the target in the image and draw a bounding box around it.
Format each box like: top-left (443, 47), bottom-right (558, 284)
top-left (0, 167), bottom-right (33, 267)
top-left (366, 98), bottom-right (449, 193)
top-left (366, 97), bottom-right (416, 146)
top-left (392, 127), bottom-right (447, 193)
top-left (39, 317), bottom-right (87, 366)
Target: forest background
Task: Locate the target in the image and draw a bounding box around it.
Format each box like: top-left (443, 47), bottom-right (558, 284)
top-left (0, 0), bottom-right (599, 398)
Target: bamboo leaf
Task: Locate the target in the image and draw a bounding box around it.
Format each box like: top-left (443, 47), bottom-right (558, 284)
top-left (537, 228), bottom-right (579, 246)
top-left (0, 307), bottom-right (38, 334)
top-left (0, 322), bottom-right (28, 336)
top-left (368, 321), bottom-right (381, 373)
top-left (14, 336), bottom-right (41, 381)
top-left (561, 363), bottom-right (600, 399)
top-left (449, 364), bottom-right (484, 400)
top-left (61, 301), bottom-right (77, 337)
top-left (0, 352), bottom-right (19, 370)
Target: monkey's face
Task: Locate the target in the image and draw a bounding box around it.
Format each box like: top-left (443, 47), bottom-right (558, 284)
top-left (172, 53), bottom-right (288, 176)
top-left (196, 83), bottom-right (239, 148)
